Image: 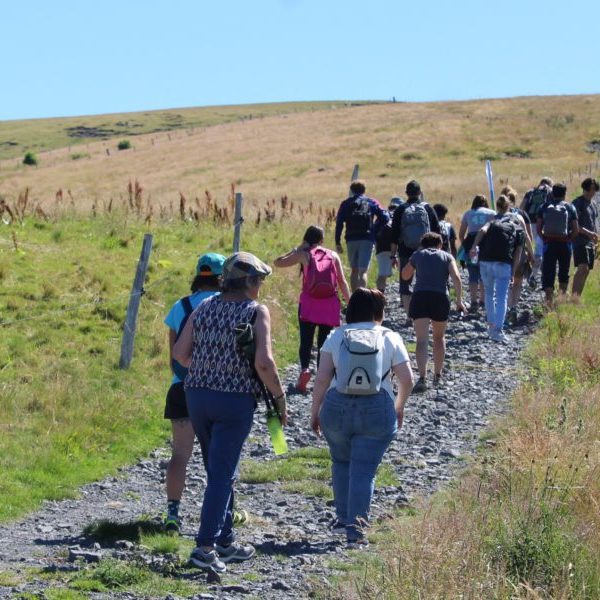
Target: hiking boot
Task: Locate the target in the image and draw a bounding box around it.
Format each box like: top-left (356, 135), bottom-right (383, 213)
top-left (296, 369), bottom-right (311, 393)
top-left (190, 547), bottom-right (226, 572)
top-left (215, 542), bottom-right (256, 563)
top-left (232, 509), bottom-right (249, 527)
top-left (164, 516), bottom-right (181, 535)
top-left (412, 376), bottom-right (427, 393)
top-left (329, 518), bottom-right (346, 534)
top-left (506, 308), bottom-right (518, 327)
top-left (346, 537), bottom-right (369, 550)
top-left (433, 374), bottom-right (444, 388)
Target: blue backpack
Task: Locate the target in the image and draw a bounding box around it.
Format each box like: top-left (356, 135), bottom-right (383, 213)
top-left (171, 296), bottom-right (194, 381)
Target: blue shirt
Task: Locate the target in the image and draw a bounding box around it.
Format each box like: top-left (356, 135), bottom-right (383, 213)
top-left (164, 290), bottom-right (219, 384)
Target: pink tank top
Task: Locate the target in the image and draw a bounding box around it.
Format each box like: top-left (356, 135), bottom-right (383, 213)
top-left (298, 247), bottom-right (341, 327)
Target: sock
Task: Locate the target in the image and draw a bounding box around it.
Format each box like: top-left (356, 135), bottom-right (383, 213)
top-left (167, 499), bottom-right (180, 519)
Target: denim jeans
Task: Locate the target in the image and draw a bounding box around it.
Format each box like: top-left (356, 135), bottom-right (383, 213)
top-left (186, 387), bottom-right (255, 547)
top-left (479, 261), bottom-right (512, 331)
top-left (320, 388), bottom-right (397, 541)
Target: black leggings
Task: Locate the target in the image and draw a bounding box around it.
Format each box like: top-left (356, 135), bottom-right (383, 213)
top-left (299, 319), bottom-right (332, 370)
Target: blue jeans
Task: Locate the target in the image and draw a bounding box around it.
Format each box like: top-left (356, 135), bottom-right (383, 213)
top-left (320, 388), bottom-right (397, 541)
top-left (479, 261), bottom-right (512, 331)
top-left (186, 387), bottom-right (255, 547)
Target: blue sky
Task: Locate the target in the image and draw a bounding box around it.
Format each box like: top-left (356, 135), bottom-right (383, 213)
top-left (2, 0), bottom-right (599, 120)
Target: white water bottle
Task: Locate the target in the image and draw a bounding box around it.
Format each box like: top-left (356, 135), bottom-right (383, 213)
top-left (471, 246), bottom-right (479, 265)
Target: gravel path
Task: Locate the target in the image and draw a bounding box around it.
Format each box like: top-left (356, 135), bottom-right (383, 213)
top-left (0, 280), bottom-right (540, 600)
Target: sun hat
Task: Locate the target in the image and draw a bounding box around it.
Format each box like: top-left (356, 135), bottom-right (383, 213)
top-left (196, 252), bottom-right (226, 276)
top-left (223, 252), bottom-right (272, 281)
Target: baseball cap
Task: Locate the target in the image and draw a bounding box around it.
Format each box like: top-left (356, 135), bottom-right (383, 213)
top-left (196, 252), bottom-right (226, 276)
top-left (223, 252), bottom-right (272, 281)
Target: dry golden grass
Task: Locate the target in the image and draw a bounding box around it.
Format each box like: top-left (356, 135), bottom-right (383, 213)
top-left (1, 95), bottom-right (599, 228)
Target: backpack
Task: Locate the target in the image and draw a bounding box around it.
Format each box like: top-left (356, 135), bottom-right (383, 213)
top-left (525, 186), bottom-right (549, 220)
top-left (345, 196), bottom-right (371, 237)
top-left (439, 220), bottom-right (451, 252)
top-left (171, 296), bottom-right (194, 380)
top-left (479, 218), bottom-right (517, 263)
top-left (304, 247), bottom-right (337, 299)
top-left (542, 202), bottom-right (569, 239)
top-left (400, 202), bottom-right (430, 249)
top-left (335, 328), bottom-right (390, 395)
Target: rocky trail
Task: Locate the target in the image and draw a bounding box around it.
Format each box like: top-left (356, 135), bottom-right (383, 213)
top-left (0, 280), bottom-right (541, 600)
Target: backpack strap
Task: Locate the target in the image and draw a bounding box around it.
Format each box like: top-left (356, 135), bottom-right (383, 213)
top-left (175, 295), bottom-right (194, 341)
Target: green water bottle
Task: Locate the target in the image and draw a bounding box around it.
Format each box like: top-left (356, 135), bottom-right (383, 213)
top-left (266, 409), bottom-right (288, 455)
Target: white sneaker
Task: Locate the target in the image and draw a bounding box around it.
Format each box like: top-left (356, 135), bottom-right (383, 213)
top-left (490, 329), bottom-right (507, 343)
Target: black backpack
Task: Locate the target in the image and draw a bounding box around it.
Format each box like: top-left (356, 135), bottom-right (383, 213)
top-left (171, 296), bottom-right (194, 381)
top-left (345, 196), bottom-right (371, 237)
top-left (480, 218), bottom-right (517, 263)
top-left (525, 186), bottom-right (549, 220)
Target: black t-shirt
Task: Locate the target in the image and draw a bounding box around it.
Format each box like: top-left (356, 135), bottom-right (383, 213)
top-left (572, 195), bottom-right (598, 247)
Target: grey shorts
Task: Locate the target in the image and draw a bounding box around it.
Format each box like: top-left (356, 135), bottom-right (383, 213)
top-left (376, 251), bottom-right (393, 278)
top-left (346, 240), bottom-right (374, 270)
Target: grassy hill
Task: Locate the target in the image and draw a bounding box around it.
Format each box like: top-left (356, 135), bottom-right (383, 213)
top-left (1, 95), bottom-right (600, 223)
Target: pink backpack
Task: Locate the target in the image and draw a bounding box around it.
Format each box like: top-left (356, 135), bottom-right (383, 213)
top-left (304, 248), bottom-right (337, 299)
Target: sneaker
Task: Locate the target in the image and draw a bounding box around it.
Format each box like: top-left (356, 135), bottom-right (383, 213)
top-left (296, 369), bottom-right (311, 393)
top-left (412, 376), bottom-right (427, 393)
top-left (528, 275), bottom-right (537, 290)
top-left (232, 509), bottom-right (249, 527)
top-left (490, 329), bottom-right (508, 343)
top-left (164, 516), bottom-right (180, 534)
top-left (190, 547), bottom-right (227, 572)
top-left (506, 308), bottom-right (518, 326)
top-left (404, 318), bottom-right (413, 328)
top-left (215, 542), bottom-right (256, 563)
top-left (347, 537), bottom-right (369, 550)
top-left (329, 519), bottom-right (346, 534)
top-left (433, 374), bottom-right (444, 388)
top-left (468, 301), bottom-right (479, 314)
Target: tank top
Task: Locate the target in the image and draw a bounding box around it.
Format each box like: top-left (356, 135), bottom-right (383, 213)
top-left (184, 296), bottom-right (262, 395)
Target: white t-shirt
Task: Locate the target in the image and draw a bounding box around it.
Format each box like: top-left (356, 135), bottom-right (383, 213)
top-left (320, 322), bottom-right (410, 399)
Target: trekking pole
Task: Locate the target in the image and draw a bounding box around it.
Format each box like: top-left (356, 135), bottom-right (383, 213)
top-left (350, 164), bottom-right (359, 191)
top-left (485, 160), bottom-right (496, 211)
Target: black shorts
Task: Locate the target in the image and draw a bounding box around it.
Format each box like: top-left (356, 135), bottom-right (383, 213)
top-left (409, 291), bottom-right (450, 322)
top-left (573, 245), bottom-right (595, 270)
top-left (164, 382), bottom-right (189, 420)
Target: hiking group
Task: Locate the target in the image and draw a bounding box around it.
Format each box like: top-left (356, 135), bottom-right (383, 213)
top-left (160, 175), bottom-right (599, 572)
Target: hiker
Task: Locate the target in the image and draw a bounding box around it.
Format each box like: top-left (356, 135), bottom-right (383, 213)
top-left (390, 180), bottom-right (441, 323)
top-left (274, 225), bottom-right (350, 392)
top-left (163, 252), bottom-right (226, 533)
top-left (433, 203), bottom-right (457, 257)
top-left (571, 178), bottom-right (599, 297)
top-left (375, 197), bottom-right (404, 293)
top-left (458, 195), bottom-right (496, 312)
top-left (470, 195), bottom-right (525, 342)
top-left (521, 177), bottom-right (553, 287)
top-left (310, 288), bottom-right (414, 547)
top-left (536, 183), bottom-right (579, 305)
top-left (401, 232), bottom-right (465, 391)
top-left (173, 252), bottom-right (286, 573)
top-left (501, 187), bottom-right (535, 324)
top-left (335, 180), bottom-right (390, 292)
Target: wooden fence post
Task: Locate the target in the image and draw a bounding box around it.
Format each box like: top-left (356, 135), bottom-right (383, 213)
top-left (119, 233), bottom-right (153, 369)
top-left (233, 192), bottom-right (243, 253)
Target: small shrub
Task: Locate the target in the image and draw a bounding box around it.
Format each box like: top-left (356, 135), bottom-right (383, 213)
top-left (23, 152), bottom-right (38, 166)
top-left (117, 140), bottom-right (131, 151)
top-left (71, 152), bottom-right (90, 160)
top-left (401, 152), bottom-right (423, 161)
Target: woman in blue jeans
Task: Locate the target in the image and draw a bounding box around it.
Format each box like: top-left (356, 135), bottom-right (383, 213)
top-left (310, 288), bottom-right (414, 547)
top-left (173, 252), bottom-right (287, 573)
top-left (470, 196), bottom-right (525, 343)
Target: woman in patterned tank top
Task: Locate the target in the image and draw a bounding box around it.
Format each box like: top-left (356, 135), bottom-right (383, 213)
top-left (173, 252), bottom-right (286, 573)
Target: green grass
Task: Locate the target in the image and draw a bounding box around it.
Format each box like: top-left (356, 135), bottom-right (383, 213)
top-left (82, 519), bottom-right (164, 544)
top-left (0, 214), bottom-right (319, 521)
top-left (0, 101), bottom-right (371, 160)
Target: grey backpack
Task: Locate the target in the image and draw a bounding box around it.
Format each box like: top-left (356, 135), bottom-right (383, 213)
top-left (401, 202), bottom-right (430, 249)
top-left (542, 203), bottom-right (569, 239)
top-left (335, 328), bottom-right (390, 395)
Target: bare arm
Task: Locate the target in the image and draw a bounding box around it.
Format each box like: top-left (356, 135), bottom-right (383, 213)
top-left (449, 258), bottom-right (466, 312)
top-left (391, 361), bottom-right (414, 429)
top-left (570, 219), bottom-right (580, 241)
top-left (333, 253), bottom-right (351, 303)
top-left (310, 351), bottom-right (335, 436)
top-left (274, 244), bottom-right (309, 268)
top-left (254, 304), bottom-right (287, 424)
top-left (470, 223), bottom-right (490, 256)
top-left (458, 220), bottom-right (468, 244)
top-left (401, 261), bottom-right (415, 281)
top-left (449, 237), bottom-right (457, 258)
top-left (172, 314), bottom-right (195, 367)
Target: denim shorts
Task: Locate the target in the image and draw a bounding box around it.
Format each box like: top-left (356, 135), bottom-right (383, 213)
top-left (376, 251), bottom-right (393, 278)
top-left (347, 240), bottom-right (374, 269)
